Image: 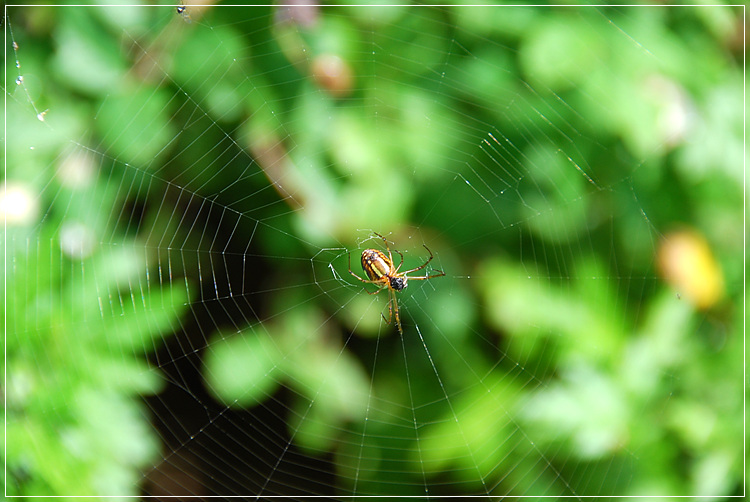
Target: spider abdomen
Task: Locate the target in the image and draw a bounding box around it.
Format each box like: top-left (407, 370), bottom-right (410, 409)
top-left (361, 249), bottom-right (392, 281)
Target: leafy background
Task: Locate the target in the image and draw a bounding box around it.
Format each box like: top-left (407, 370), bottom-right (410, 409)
top-left (5, 3), bottom-right (745, 497)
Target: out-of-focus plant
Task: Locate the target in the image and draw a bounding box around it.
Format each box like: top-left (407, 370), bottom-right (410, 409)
top-left (5, 224), bottom-right (189, 495)
top-left (5, 3), bottom-right (744, 497)
top-left (248, 4), bottom-right (743, 496)
top-left (5, 8), bottom-right (190, 495)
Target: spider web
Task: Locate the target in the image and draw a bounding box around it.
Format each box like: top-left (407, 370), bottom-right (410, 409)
top-left (4, 4), bottom-right (745, 498)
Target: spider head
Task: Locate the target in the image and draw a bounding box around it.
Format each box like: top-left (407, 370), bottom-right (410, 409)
top-left (389, 276), bottom-right (407, 291)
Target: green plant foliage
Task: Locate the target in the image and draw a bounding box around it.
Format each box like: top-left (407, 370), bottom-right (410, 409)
top-left (203, 301), bottom-right (370, 452)
top-left (5, 3), bottom-right (744, 498)
top-left (5, 227), bottom-right (189, 496)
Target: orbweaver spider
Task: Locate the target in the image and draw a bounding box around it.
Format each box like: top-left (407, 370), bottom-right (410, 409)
top-left (349, 233), bottom-right (445, 334)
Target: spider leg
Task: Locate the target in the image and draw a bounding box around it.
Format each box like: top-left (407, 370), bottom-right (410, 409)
top-left (380, 288), bottom-right (402, 334)
top-left (373, 232), bottom-right (388, 245)
top-left (392, 249), bottom-right (405, 274)
top-left (366, 285), bottom-right (386, 295)
top-left (405, 270), bottom-right (446, 281)
top-left (373, 232), bottom-right (397, 271)
top-left (380, 295), bottom-right (391, 325)
top-left (401, 244), bottom-right (437, 275)
top-left (391, 289), bottom-right (403, 335)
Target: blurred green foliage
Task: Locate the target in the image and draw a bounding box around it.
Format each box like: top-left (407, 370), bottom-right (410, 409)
top-left (5, 217), bottom-right (189, 495)
top-left (5, 3), bottom-right (745, 497)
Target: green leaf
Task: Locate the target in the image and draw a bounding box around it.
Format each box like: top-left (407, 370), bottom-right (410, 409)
top-left (203, 330), bottom-right (282, 408)
top-left (520, 15), bottom-right (605, 90)
top-left (52, 9), bottom-right (127, 96)
top-left (95, 86), bottom-right (175, 168)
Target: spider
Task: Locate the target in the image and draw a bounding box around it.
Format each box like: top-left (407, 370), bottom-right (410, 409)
top-left (349, 232), bottom-right (445, 334)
